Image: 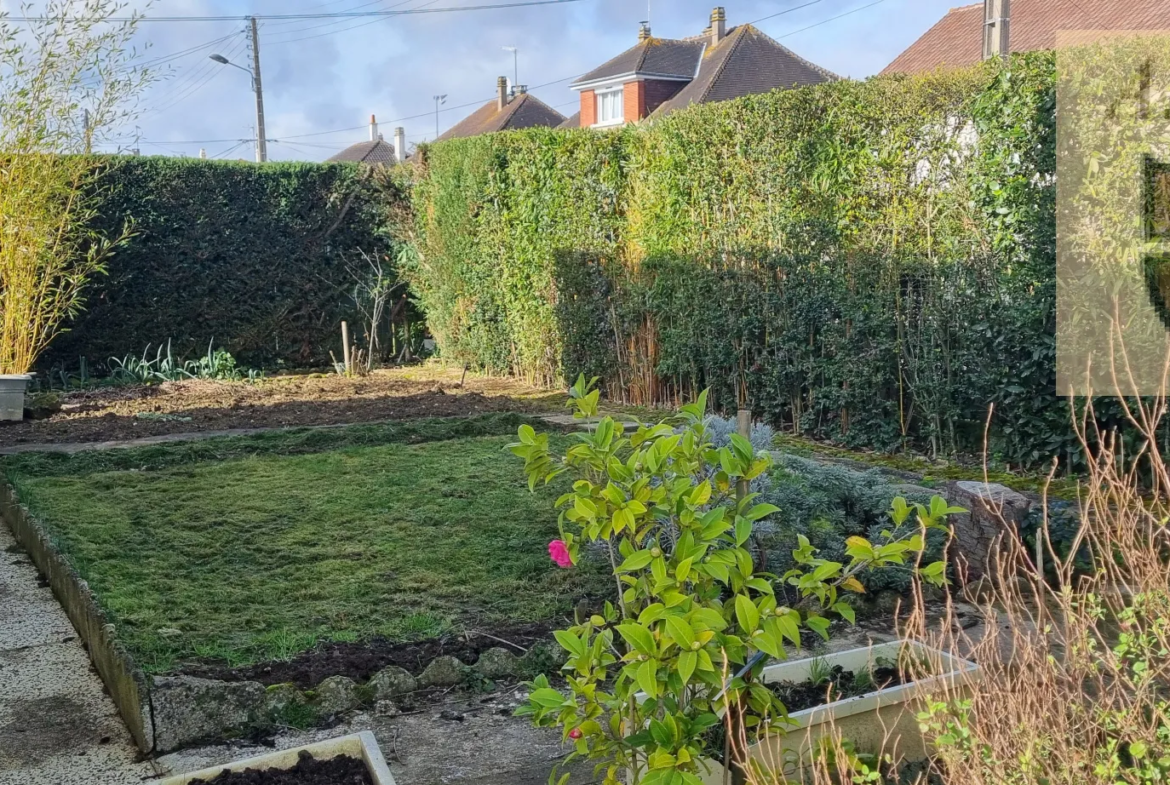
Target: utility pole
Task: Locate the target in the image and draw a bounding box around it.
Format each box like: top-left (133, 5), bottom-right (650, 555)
top-left (249, 17), bottom-right (268, 163)
top-left (433, 94), bottom-right (447, 140)
top-left (983, 0), bottom-right (1011, 60)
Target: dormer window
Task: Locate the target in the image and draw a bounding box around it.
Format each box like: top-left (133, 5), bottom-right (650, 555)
top-left (596, 86), bottom-right (624, 126)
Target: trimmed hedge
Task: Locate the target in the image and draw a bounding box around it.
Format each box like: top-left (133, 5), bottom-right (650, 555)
top-left (409, 54), bottom-right (1078, 467)
top-left (47, 157), bottom-right (405, 369)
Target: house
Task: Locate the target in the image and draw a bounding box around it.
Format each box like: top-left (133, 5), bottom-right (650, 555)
top-left (882, 0), bottom-right (1170, 75)
top-left (566, 6), bottom-right (836, 129)
top-left (328, 116), bottom-right (406, 164)
top-left (436, 77), bottom-right (566, 141)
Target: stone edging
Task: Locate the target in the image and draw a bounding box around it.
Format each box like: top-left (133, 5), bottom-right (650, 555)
top-left (0, 479), bottom-right (155, 752)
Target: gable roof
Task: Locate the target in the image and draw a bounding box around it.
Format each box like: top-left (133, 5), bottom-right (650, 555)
top-left (326, 138), bottom-right (397, 164)
top-left (558, 111), bottom-right (580, 129)
top-left (437, 92), bottom-right (566, 141)
top-left (574, 37), bottom-right (707, 85)
top-left (882, 0), bottom-right (1170, 75)
top-left (653, 24), bottom-right (837, 118)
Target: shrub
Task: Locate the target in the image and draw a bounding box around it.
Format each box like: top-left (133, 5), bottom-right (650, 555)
top-left (511, 378), bottom-right (956, 785)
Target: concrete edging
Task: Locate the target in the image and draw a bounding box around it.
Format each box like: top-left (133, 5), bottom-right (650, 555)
top-left (0, 480), bottom-right (155, 752)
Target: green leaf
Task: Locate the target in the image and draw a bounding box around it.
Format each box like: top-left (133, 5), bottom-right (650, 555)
top-left (678, 650), bottom-right (697, 685)
top-left (617, 550), bottom-right (654, 573)
top-left (637, 658), bottom-right (658, 698)
top-left (745, 503), bottom-right (780, 521)
top-left (735, 595), bottom-right (760, 633)
top-left (805, 615), bottom-right (831, 641)
top-left (833, 602), bottom-right (856, 624)
top-left (617, 624), bottom-right (657, 656)
top-left (665, 615), bottom-right (696, 649)
top-left (529, 688), bottom-right (568, 709)
top-left (554, 630), bottom-right (586, 658)
top-left (734, 517), bottom-right (752, 547)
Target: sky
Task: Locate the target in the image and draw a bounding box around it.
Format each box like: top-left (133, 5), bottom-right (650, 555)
top-left (4, 0), bottom-right (971, 161)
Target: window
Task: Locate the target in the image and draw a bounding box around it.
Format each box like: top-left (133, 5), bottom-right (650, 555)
top-left (596, 87), bottom-right (624, 126)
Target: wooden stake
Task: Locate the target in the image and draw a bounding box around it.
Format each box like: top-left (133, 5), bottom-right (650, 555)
top-left (341, 321), bottom-right (352, 376)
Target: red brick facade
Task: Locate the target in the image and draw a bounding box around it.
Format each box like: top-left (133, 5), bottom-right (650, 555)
top-left (580, 89), bottom-right (597, 127)
top-left (623, 81), bottom-right (646, 123)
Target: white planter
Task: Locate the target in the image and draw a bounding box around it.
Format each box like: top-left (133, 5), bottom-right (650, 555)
top-left (698, 641), bottom-right (979, 784)
top-left (0, 374), bottom-right (32, 422)
top-left (158, 731), bottom-right (396, 785)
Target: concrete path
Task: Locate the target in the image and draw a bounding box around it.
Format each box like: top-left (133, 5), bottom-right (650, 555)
top-left (0, 525), bottom-right (158, 785)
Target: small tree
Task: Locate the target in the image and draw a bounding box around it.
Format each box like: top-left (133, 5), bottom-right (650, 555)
top-left (511, 377), bottom-right (957, 785)
top-left (0, 0), bottom-right (151, 374)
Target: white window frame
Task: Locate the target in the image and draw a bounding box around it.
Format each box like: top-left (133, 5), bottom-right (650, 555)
top-left (594, 86), bottom-right (625, 127)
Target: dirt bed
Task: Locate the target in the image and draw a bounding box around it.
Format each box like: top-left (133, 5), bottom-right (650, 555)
top-left (2, 367), bottom-right (561, 446)
top-left (189, 751), bottom-right (372, 784)
top-left (185, 622), bottom-right (554, 690)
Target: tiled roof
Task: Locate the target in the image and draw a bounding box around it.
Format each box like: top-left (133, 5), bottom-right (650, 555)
top-left (558, 112), bottom-right (580, 129)
top-left (882, 0), bottom-right (1170, 75)
top-left (653, 24), bottom-right (836, 118)
top-left (573, 37), bottom-right (706, 84)
top-left (326, 139), bottom-right (397, 164)
top-left (437, 92), bottom-right (566, 141)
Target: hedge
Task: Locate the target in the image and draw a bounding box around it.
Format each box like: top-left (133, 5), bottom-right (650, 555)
top-left (408, 53), bottom-right (1086, 467)
top-left (46, 157), bottom-right (407, 369)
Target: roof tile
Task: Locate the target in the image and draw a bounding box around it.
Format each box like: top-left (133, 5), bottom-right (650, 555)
top-left (437, 92), bottom-right (566, 141)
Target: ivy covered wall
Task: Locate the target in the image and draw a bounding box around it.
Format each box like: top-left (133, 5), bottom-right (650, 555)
top-left (409, 54), bottom-right (1079, 466)
top-left (47, 157), bottom-right (404, 369)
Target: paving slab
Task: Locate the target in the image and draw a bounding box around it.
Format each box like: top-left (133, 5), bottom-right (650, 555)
top-left (0, 526), bottom-right (157, 785)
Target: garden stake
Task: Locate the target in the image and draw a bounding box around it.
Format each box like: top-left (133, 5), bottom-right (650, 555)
top-left (342, 321), bottom-right (352, 376)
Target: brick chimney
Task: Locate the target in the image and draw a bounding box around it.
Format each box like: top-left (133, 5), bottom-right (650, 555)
top-left (638, 21), bottom-right (651, 42)
top-left (394, 127), bottom-right (406, 163)
top-left (497, 76), bottom-right (508, 111)
top-left (710, 7), bottom-right (726, 46)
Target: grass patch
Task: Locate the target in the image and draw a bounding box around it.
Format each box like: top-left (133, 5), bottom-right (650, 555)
top-left (4, 417), bottom-right (604, 674)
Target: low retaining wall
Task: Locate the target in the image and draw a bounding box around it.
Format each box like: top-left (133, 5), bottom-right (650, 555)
top-left (0, 481), bottom-right (155, 752)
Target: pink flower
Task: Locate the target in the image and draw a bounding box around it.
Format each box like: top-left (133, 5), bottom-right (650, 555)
top-left (569, 727), bottom-right (583, 740)
top-left (549, 540), bottom-right (573, 569)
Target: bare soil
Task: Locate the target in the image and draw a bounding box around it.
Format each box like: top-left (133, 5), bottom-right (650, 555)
top-left (188, 751), bottom-right (372, 784)
top-left (184, 622), bottom-right (555, 690)
top-left (3, 366), bottom-right (563, 446)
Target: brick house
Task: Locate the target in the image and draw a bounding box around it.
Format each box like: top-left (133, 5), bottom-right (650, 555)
top-left (437, 77), bottom-right (566, 141)
top-left (882, 0), bottom-right (1170, 75)
top-left (562, 6), bottom-right (836, 129)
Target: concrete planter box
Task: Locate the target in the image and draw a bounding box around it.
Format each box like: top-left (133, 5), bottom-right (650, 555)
top-left (158, 731), bottom-right (396, 785)
top-left (699, 641), bottom-right (979, 784)
top-left (0, 374), bottom-right (32, 422)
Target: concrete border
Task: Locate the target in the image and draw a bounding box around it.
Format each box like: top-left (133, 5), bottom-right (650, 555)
top-left (0, 480), bottom-right (155, 752)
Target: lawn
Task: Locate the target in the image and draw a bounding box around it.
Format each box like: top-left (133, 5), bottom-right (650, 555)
top-left (2, 415), bottom-right (606, 674)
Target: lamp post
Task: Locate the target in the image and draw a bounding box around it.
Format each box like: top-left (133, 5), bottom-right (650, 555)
top-left (433, 94), bottom-right (447, 140)
top-left (209, 18), bottom-right (267, 163)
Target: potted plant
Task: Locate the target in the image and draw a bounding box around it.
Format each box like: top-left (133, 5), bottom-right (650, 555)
top-left (0, 0), bottom-right (147, 420)
top-left (511, 377), bottom-right (962, 785)
top-left (158, 731), bottom-right (396, 785)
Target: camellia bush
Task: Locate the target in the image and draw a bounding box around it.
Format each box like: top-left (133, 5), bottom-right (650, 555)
top-left (510, 378), bottom-right (960, 785)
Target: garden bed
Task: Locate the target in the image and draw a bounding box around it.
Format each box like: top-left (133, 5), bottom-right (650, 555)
top-left (1, 414), bottom-right (606, 751)
top-left (2, 365), bottom-right (562, 446)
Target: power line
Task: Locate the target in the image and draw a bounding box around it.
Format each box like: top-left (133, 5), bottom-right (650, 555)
top-left (3, 0), bottom-right (588, 23)
top-left (774, 0), bottom-right (887, 39)
top-left (265, 0), bottom-right (443, 45)
top-left (748, 0), bottom-right (823, 26)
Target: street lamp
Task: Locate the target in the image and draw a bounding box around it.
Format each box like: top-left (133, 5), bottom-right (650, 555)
top-left (209, 21), bottom-right (267, 162)
top-left (433, 94), bottom-right (447, 140)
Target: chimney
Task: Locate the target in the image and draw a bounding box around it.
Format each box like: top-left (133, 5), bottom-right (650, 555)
top-left (513, 85), bottom-right (528, 96)
top-left (497, 76), bottom-right (509, 111)
top-left (638, 21), bottom-right (651, 42)
top-left (710, 7), bottom-right (726, 46)
top-left (369, 114), bottom-right (378, 142)
top-left (199, 148), bottom-right (207, 160)
top-left (394, 127), bottom-right (406, 163)
top-left (982, 0), bottom-right (1011, 60)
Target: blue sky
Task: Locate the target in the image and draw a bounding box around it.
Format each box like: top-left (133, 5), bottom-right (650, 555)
top-left (22, 0), bottom-right (969, 160)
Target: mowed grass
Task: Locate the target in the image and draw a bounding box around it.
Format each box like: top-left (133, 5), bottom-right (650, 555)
top-left (5, 419), bottom-right (604, 673)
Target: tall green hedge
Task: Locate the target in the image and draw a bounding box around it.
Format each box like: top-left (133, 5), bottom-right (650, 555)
top-left (409, 54), bottom-right (1083, 466)
top-left (47, 157), bottom-right (403, 368)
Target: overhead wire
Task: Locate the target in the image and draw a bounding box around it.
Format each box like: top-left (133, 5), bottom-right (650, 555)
top-left (773, 0), bottom-right (888, 39)
top-left (265, 0), bottom-right (442, 45)
top-left (137, 35), bottom-right (249, 121)
top-left (748, 0), bottom-right (823, 26)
